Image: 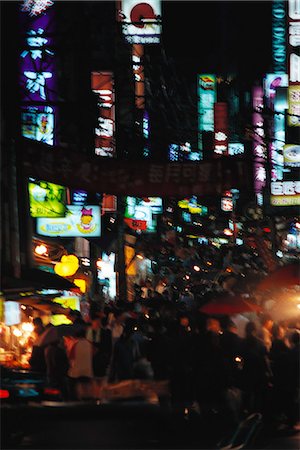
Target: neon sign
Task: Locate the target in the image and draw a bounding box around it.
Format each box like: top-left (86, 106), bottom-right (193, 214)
top-left (20, 5), bottom-right (57, 145)
top-left (272, 0), bottom-right (286, 73)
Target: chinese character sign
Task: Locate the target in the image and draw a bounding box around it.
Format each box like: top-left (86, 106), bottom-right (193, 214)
top-left (91, 72), bottom-right (116, 157)
top-left (214, 102), bottom-right (229, 156)
top-left (117, 0), bottom-right (162, 44)
top-left (252, 86), bottom-right (266, 202)
top-left (19, 4), bottom-right (57, 145)
top-left (287, 0), bottom-right (300, 126)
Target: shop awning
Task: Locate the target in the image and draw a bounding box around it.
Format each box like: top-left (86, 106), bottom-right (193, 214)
top-left (1, 267), bottom-right (77, 298)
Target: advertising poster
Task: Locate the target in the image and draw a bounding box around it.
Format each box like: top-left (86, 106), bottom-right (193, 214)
top-left (37, 205), bottom-right (101, 237)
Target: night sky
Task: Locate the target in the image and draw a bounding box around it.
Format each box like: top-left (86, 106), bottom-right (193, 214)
top-left (161, 1), bottom-right (273, 86)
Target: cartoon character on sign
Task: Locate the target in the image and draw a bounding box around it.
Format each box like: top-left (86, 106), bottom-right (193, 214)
top-left (77, 207), bottom-right (96, 234)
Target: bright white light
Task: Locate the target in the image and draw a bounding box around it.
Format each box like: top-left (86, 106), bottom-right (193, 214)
top-left (276, 250), bottom-right (284, 258)
top-left (13, 328), bottom-right (22, 337)
top-left (193, 265), bottom-right (201, 272)
top-left (21, 322), bottom-right (34, 333)
top-left (34, 244), bottom-right (48, 256)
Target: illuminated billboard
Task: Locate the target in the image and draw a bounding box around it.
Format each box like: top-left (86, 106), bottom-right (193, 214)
top-left (29, 180), bottom-right (67, 218)
top-left (117, 0), bottom-right (162, 44)
top-left (287, 0), bottom-right (300, 127)
top-left (125, 196), bottom-right (162, 232)
top-left (214, 102), bottom-right (229, 156)
top-left (91, 72), bottom-right (115, 157)
top-left (37, 205), bottom-right (101, 237)
top-left (198, 74), bottom-right (216, 133)
top-left (270, 180), bottom-right (300, 206)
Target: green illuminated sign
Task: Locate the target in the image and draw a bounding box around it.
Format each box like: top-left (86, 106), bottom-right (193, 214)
top-left (29, 180), bottom-right (67, 218)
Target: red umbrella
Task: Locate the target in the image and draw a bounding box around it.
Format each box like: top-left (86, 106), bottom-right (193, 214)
top-left (199, 294), bottom-right (262, 315)
top-left (256, 263), bottom-right (300, 292)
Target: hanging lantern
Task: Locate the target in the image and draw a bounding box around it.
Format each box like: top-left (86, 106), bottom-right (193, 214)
top-left (54, 255), bottom-right (79, 277)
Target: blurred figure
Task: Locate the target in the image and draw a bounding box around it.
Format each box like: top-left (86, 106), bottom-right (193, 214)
top-left (66, 327), bottom-right (93, 400)
top-left (44, 338), bottom-right (69, 397)
top-left (29, 318), bottom-right (46, 373)
top-left (240, 321), bottom-right (272, 415)
top-left (109, 319), bottom-right (141, 381)
top-left (258, 313), bottom-right (274, 353)
top-left (86, 315), bottom-right (112, 379)
top-left (269, 323), bottom-right (290, 425)
top-left (285, 331), bottom-right (300, 429)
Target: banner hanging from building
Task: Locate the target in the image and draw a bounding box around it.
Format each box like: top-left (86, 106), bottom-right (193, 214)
top-left (22, 141), bottom-right (252, 197)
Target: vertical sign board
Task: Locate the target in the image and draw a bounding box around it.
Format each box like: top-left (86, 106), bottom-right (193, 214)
top-left (19, 0), bottom-right (57, 146)
top-left (91, 72), bottom-right (115, 158)
top-left (214, 102), bottom-right (229, 156)
top-left (198, 75), bottom-right (216, 157)
top-left (264, 74), bottom-right (288, 182)
top-left (132, 44), bottom-right (145, 109)
top-left (117, 0), bottom-right (162, 44)
top-left (272, 0), bottom-right (287, 74)
top-left (287, 0), bottom-right (300, 127)
top-left (252, 86), bottom-right (266, 205)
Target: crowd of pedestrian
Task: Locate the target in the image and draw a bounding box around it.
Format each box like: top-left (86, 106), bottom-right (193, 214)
top-left (29, 293), bottom-right (300, 432)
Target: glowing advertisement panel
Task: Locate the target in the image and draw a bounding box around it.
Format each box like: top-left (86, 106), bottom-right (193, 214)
top-left (198, 74), bottom-right (216, 132)
top-left (19, 4), bottom-right (57, 145)
top-left (272, 0), bottom-right (286, 74)
top-left (22, 105), bottom-right (54, 146)
top-left (214, 102), bottom-right (229, 156)
top-left (270, 180), bottom-right (300, 205)
top-left (287, 0), bottom-right (300, 127)
top-left (117, 0), bottom-right (162, 44)
top-left (125, 197), bottom-right (162, 232)
top-left (264, 74), bottom-right (288, 182)
top-left (283, 144), bottom-right (300, 167)
top-left (4, 301), bottom-right (21, 326)
top-left (28, 180), bottom-right (67, 218)
top-left (252, 86), bottom-right (266, 204)
top-left (92, 72), bottom-right (115, 157)
top-left (228, 143), bottom-right (244, 156)
top-left (37, 205), bottom-right (101, 237)
top-left (51, 296), bottom-right (80, 326)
